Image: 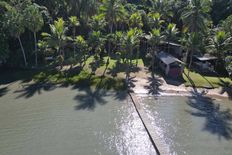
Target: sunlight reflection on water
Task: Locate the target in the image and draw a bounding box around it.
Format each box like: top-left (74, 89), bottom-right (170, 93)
top-left (95, 98), bottom-right (156, 155)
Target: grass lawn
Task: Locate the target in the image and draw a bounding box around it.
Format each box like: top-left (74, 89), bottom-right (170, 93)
top-left (31, 56), bottom-right (144, 90)
top-left (183, 68), bottom-right (232, 88)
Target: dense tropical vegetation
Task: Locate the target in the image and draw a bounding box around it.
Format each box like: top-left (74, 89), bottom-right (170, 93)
top-left (0, 0), bottom-right (232, 88)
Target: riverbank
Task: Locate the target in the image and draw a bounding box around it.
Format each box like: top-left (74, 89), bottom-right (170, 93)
top-left (131, 67), bottom-right (232, 100)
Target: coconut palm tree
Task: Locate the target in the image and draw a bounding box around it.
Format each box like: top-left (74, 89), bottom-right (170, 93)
top-left (146, 29), bottom-right (165, 77)
top-left (74, 35), bottom-right (89, 66)
top-left (149, 0), bottom-right (173, 21)
top-left (207, 30), bottom-right (232, 70)
top-left (148, 12), bottom-right (164, 30)
top-left (129, 12), bottom-right (143, 29)
top-left (100, 0), bottom-right (126, 55)
top-left (42, 18), bottom-right (68, 58)
top-left (181, 0), bottom-right (211, 33)
top-left (181, 0), bottom-right (211, 73)
top-left (122, 28), bottom-right (142, 82)
top-left (165, 23), bottom-right (179, 54)
top-left (69, 16), bottom-right (80, 57)
top-left (25, 4), bottom-right (44, 67)
top-left (100, 0), bottom-right (126, 33)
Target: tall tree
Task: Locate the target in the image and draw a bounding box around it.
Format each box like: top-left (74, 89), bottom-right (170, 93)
top-left (207, 30), bottom-right (232, 73)
top-left (146, 29), bottom-right (165, 77)
top-left (6, 9), bottom-right (28, 66)
top-left (25, 4), bottom-right (44, 67)
top-left (74, 35), bottom-right (89, 66)
top-left (181, 0), bottom-right (211, 72)
top-left (121, 28), bottom-right (142, 83)
top-left (69, 16), bottom-right (80, 57)
top-left (165, 23), bottom-right (179, 53)
top-left (181, 0), bottom-right (211, 33)
top-left (42, 18), bottom-right (68, 60)
top-left (100, 0), bottom-right (126, 54)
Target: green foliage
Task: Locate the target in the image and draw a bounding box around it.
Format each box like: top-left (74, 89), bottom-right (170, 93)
top-left (42, 18), bottom-right (68, 55)
top-left (129, 12), bottom-right (143, 28)
top-left (24, 4), bottom-right (44, 33)
top-left (69, 16), bottom-right (79, 27)
top-left (225, 56), bottom-right (232, 78)
top-left (221, 15), bottom-right (232, 35)
top-left (181, 0), bottom-right (211, 33)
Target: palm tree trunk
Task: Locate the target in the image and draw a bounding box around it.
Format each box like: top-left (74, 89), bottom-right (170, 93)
top-left (17, 36), bottom-right (27, 67)
top-left (108, 24), bottom-right (113, 56)
top-left (73, 28), bottom-right (76, 57)
top-left (34, 32), bottom-right (38, 67)
top-left (188, 50), bottom-right (193, 77)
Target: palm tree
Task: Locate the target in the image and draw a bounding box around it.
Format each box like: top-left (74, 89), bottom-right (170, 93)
top-left (122, 28), bottom-right (142, 82)
top-left (100, 0), bottom-right (126, 55)
top-left (7, 10), bottom-right (28, 67)
top-left (100, 0), bottom-right (126, 33)
top-left (88, 15), bottom-right (107, 32)
top-left (88, 31), bottom-right (106, 74)
top-left (181, 0), bottom-right (211, 33)
top-left (146, 29), bottom-right (165, 77)
top-left (207, 30), bottom-right (232, 71)
top-left (148, 12), bottom-right (164, 30)
top-left (69, 16), bottom-right (80, 57)
top-left (42, 18), bottom-right (68, 58)
top-left (165, 23), bottom-right (179, 54)
top-left (129, 12), bottom-right (143, 29)
top-left (25, 4), bottom-right (44, 67)
top-left (185, 32), bottom-right (201, 76)
top-left (149, 0), bottom-right (173, 21)
top-left (74, 35), bottom-right (89, 66)
top-left (181, 0), bottom-right (211, 73)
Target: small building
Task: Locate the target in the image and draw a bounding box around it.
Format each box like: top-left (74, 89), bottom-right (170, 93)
top-left (159, 42), bottom-right (184, 59)
top-left (156, 51), bottom-right (184, 78)
top-left (193, 54), bottom-right (217, 73)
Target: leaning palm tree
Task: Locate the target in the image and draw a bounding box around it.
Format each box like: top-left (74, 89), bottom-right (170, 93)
top-left (69, 16), bottom-right (80, 57)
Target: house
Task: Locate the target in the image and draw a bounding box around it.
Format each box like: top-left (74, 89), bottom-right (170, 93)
top-left (193, 54), bottom-right (217, 73)
top-left (156, 51), bottom-right (185, 78)
top-left (159, 42), bottom-right (184, 60)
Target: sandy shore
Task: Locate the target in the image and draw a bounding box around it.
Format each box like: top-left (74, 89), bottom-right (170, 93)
top-left (130, 67), bottom-right (231, 100)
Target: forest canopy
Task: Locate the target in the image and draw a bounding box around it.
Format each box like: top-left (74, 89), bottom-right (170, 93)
top-left (0, 0), bottom-right (231, 77)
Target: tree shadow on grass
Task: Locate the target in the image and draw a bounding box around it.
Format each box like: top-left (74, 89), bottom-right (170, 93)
top-left (0, 87), bottom-right (8, 97)
top-left (186, 91), bottom-right (232, 140)
top-left (107, 60), bottom-right (126, 77)
top-left (218, 79), bottom-right (232, 100)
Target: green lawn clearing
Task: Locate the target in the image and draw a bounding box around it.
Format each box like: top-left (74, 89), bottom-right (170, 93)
top-left (183, 69), bottom-right (232, 88)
